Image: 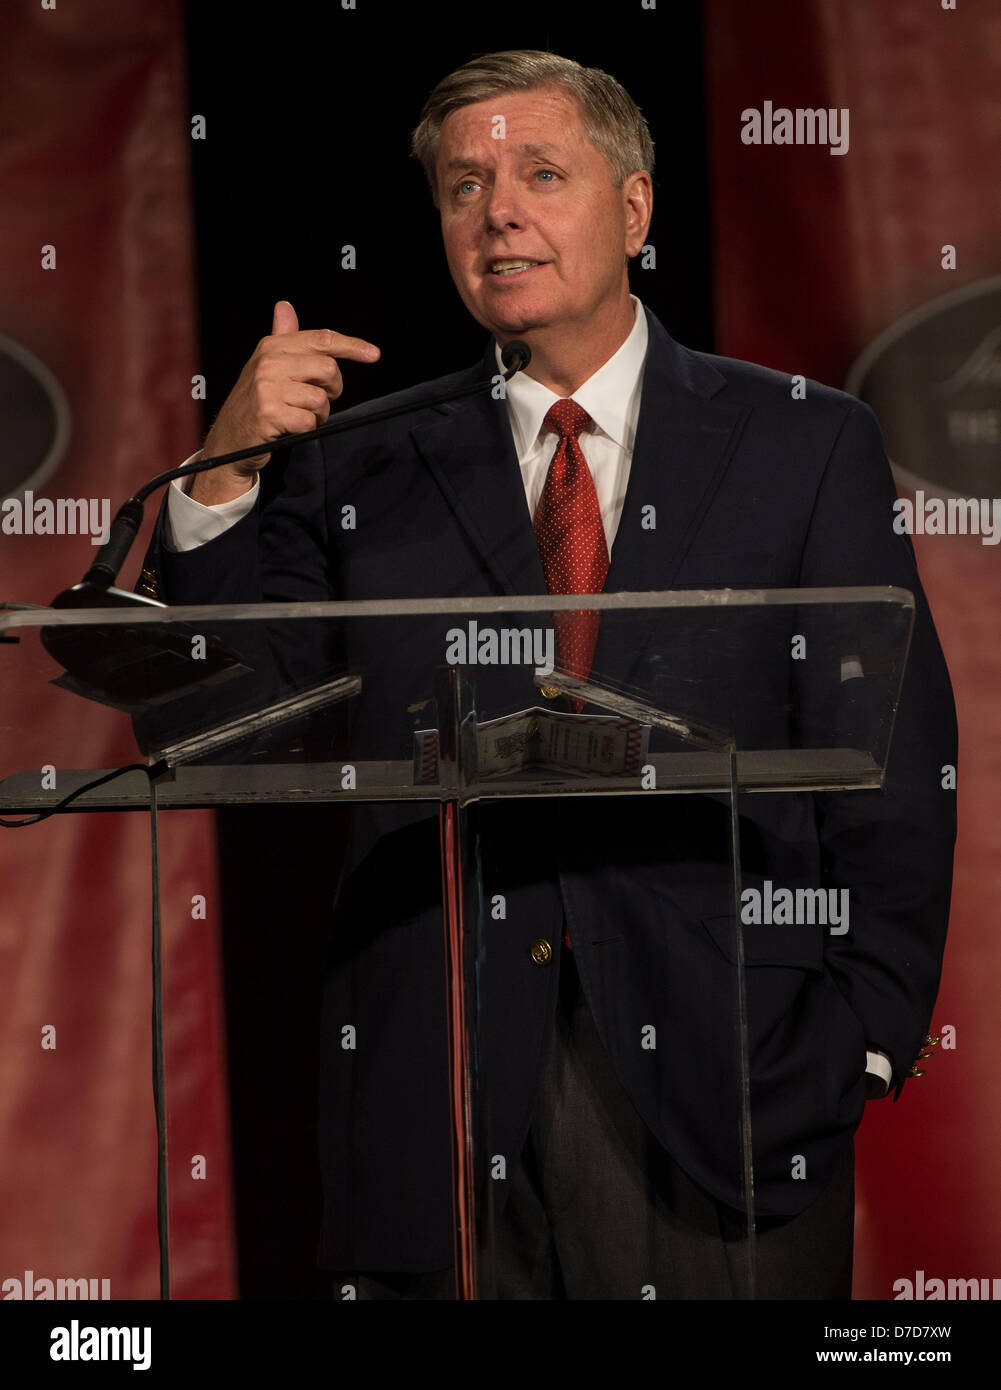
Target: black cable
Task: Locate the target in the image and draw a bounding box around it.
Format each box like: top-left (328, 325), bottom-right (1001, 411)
top-left (0, 759), bottom-right (168, 826)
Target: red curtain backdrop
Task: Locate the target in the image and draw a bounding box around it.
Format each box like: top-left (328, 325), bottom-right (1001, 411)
top-left (0, 5), bottom-right (234, 1297)
top-left (705, 0), bottom-right (1001, 1297)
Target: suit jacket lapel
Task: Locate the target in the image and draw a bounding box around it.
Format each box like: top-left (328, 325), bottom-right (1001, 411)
top-left (592, 308), bottom-right (750, 690)
top-left (408, 340), bottom-right (548, 597)
top-left (604, 308), bottom-right (747, 591)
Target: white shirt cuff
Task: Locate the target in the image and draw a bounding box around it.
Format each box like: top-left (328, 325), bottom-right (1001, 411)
top-left (164, 453), bottom-right (259, 552)
top-left (865, 1048), bottom-right (893, 1094)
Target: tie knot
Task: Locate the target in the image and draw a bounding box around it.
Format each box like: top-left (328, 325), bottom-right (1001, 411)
top-left (544, 398), bottom-right (592, 441)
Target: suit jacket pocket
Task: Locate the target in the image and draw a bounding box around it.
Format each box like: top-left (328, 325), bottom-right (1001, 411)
top-left (701, 914), bottom-right (824, 972)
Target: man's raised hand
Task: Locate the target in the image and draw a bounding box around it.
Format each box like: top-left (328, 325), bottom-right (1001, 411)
top-left (189, 300), bottom-right (380, 505)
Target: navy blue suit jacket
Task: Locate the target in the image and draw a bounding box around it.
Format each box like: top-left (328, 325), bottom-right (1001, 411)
top-left (142, 305), bottom-right (956, 1271)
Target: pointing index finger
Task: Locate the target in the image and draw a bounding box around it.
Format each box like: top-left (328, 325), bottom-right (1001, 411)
top-left (308, 329), bottom-right (380, 360)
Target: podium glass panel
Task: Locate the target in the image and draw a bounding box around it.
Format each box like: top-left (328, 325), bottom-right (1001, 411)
top-left (0, 588), bottom-right (914, 1299)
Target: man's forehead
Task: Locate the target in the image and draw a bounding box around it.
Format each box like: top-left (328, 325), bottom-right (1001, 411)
top-left (440, 139), bottom-right (573, 172)
top-left (438, 88), bottom-right (585, 154)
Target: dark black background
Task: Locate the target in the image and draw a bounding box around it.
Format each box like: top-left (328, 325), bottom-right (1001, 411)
top-left (184, 3), bottom-right (714, 422)
top-left (182, 0), bottom-right (713, 1299)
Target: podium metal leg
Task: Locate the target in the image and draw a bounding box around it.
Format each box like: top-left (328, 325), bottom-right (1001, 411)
top-left (439, 800), bottom-right (477, 1300)
top-left (150, 780), bottom-right (170, 1300)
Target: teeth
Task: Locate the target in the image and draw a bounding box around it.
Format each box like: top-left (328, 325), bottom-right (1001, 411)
top-left (492, 260), bottom-right (539, 275)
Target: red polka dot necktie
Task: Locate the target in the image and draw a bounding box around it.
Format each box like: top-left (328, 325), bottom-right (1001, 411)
top-left (534, 399), bottom-right (609, 952)
top-left (533, 399), bottom-right (610, 690)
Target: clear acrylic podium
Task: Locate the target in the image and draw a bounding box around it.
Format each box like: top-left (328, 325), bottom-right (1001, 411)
top-left (0, 587), bottom-right (914, 1299)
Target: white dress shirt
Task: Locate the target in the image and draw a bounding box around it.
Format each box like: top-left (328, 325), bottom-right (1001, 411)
top-left (494, 293), bottom-right (647, 552)
top-left (162, 295), bottom-right (892, 1097)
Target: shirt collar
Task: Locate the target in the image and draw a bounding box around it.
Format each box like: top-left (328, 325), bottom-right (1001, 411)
top-left (493, 295), bottom-right (649, 461)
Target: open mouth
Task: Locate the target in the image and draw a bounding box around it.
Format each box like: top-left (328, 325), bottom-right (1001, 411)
top-left (489, 259), bottom-right (545, 277)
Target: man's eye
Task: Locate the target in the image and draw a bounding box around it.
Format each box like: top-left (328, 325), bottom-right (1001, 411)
top-left (536, 170), bottom-right (558, 182)
top-left (456, 180), bottom-right (479, 195)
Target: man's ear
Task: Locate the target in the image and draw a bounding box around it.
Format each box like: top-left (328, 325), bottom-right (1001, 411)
top-left (623, 171), bottom-right (653, 258)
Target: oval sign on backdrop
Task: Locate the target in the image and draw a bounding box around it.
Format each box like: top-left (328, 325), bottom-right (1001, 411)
top-left (0, 331), bottom-right (72, 500)
top-left (845, 275), bottom-right (1001, 501)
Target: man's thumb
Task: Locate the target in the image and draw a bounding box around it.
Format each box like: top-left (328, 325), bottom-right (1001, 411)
top-left (272, 299), bottom-right (298, 336)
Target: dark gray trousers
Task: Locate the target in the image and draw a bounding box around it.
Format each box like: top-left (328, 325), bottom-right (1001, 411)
top-left (330, 947), bottom-right (854, 1300)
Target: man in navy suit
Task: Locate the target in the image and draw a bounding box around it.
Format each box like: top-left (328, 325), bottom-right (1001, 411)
top-left (141, 50), bottom-right (956, 1298)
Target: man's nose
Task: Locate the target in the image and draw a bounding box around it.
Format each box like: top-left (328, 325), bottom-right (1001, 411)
top-left (484, 173), bottom-right (526, 232)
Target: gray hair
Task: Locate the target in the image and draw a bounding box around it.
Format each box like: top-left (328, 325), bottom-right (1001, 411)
top-left (410, 50), bottom-right (655, 207)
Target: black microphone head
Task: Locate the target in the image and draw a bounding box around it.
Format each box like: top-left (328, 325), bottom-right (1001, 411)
top-left (500, 339), bottom-right (532, 373)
